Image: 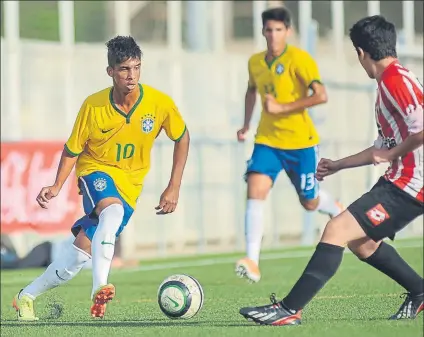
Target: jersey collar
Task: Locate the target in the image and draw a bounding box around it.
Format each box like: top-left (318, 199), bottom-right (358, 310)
top-left (109, 83), bottom-right (144, 123)
top-left (265, 44), bottom-right (288, 69)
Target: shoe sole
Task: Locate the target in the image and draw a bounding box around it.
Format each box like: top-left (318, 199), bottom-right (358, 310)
top-left (91, 285), bottom-right (116, 318)
top-left (235, 264), bottom-right (260, 283)
top-left (241, 312), bottom-right (301, 326)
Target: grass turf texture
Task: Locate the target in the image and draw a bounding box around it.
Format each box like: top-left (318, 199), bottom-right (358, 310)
top-left (1, 239), bottom-right (423, 337)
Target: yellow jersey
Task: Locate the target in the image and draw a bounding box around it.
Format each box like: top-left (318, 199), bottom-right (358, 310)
top-left (248, 45), bottom-right (322, 150)
top-left (65, 84), bottom-right (186, 208)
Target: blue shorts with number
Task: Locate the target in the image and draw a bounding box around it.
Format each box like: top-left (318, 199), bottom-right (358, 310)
top-left (71, 171), bottom-right (134, 241)
top-left (245, 143), bottom-right (320, 200)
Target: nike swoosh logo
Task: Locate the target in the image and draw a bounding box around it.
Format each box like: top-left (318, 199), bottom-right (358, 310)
top-left (166, 296), bottom-right (179, 308)
top-left (101, 129), bottom-right (113, 133)
top-left (101, 241), bottom-right (115, 246)
top-left (55, 270), bottom-right (66, 281)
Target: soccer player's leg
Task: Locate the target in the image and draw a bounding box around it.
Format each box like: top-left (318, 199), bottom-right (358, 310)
top-left (239, 178), bottom-right (423, 326)
top-left (284, 146), bottom-right (343, 218)
top-left (78, 171), bottom-right (134, 318)
top-left (13, 222), bottom-right (92, 321)
top-left (346, 179), bottom-right (424, 320)
top-left (235, 144), bottom-right (283, 283)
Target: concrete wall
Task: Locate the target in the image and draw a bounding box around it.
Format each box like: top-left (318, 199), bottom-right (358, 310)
top-left (1, 38), bottom-right (422, 259)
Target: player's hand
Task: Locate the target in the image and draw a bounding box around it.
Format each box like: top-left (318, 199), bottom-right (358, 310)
top-left (36, 185), bottom-right (60, 209)
top-left (372, 148), bottom-right (393, 165)
top-left (155, 185), bottom-right (180, 215)
top-left (264, 94), bottom-right (282, 114)
top-left (316, 158), bottom-right (340, 181)
top-left (237, 126), bottom-right (249, 142)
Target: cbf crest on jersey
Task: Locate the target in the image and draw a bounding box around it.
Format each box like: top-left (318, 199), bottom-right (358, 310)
top-left (275, 63), bottom-right (285, 75)
top-left (141, 114), bottom-right (156, 134)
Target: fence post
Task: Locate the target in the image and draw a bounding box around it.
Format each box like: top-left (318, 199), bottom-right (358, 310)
top-left (301, 20), bottom-right (319, 247)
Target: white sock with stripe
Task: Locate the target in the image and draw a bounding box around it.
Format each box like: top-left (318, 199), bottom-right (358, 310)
top-left (316, 189), bottom-right (342, 218)
top-left (91, 203), bottom-right (124, 300)
top-left (245, 199), bottom-right (265, 265)
top-left (20, 244), bottom-right (91, 299)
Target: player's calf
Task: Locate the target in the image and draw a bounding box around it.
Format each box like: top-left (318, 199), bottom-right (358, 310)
top-left (350, 239), bottom-right (424, 317)
top-left (237, 173), bottom-right (271, 282)
top-left (17, 243), bottom-right (91, 302)
top-left (91, 203), bottom-right (124, 299)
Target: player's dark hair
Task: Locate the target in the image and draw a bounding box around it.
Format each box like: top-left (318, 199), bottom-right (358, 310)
top-left (106, 36), bottom-right (142, 67)
top-left (349, 15), bottom-right (397, 61)
top-left (262, 7), bottom-right (292, 28)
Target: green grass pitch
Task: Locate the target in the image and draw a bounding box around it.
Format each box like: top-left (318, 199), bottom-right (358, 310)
top-left (1, 239), bottom-right (423, 337)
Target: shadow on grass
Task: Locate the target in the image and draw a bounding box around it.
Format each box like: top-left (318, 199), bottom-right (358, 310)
top-left (0, 316), bottom-right (395, 328)
top-left (0, 319), bottom-right (254, 328)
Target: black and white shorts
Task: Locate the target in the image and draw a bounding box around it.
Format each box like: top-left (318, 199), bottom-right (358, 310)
top-left (347, 177), bottom-right (424, 242)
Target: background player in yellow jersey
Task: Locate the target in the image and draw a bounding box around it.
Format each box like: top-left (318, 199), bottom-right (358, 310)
top-left (235, 7), bottom-right (343, 283)
top-left (12, 36), bottom-right (190, 321)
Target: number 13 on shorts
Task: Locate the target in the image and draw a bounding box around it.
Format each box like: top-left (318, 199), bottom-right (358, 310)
top-left (292, 146), bottom-right (320, 200)
top-left (300, 173), bottom-right (316, 192)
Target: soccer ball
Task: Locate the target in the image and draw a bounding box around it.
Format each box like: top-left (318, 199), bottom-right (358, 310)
top-left (157, 274), bottom-right (204, 319)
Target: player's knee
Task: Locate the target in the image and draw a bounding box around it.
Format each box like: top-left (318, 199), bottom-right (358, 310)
top-left (247, 173), bottom-right (273, 200)
top-left (300, 198), bottom-right (319, 211)
top-left (95, 197), bottom-right (123, 217)
top-left (320, 215), bottom-right (348, 247)
top-left (74, 228), bottom-right (92, 255)
top-left (348, 238), bottom-right (381, 259)
top-left (321, 211), bottom-right (368, 247)
top-left (95, 204), bottom-right (124, 260)
top-left (99, 203), bottom-right (125, 227)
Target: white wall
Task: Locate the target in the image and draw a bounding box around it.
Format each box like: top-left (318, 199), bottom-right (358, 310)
top-left (1, 38), bottom-right (422, 259)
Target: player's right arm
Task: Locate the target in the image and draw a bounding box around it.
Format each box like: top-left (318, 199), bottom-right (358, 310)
top-left (316, 147), bottom-right (375, 181)
top-left (237, 58), bottom-right (257, 142)
top-left (36, 100), bottom-right (91, 209)
top-left (317, 134), bottom-right (391, 181)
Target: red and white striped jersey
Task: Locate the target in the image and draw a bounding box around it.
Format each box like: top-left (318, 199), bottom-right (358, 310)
top-left (374, 61), bottom-right (423, 202)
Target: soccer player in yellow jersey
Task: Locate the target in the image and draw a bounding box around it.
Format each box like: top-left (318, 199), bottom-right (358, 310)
top-left (12, 36), bottom-right (189, 321)
top-left (235, 7), bottom-right (343, 283)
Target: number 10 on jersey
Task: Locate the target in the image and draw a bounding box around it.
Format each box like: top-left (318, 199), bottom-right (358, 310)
top-left (264, 83), bottom-right (277, 98)
top-left (116, 143), bottom-right (135, 161)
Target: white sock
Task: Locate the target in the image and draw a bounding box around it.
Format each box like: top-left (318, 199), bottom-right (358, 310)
top-left (245, 199), bottom-right (264, 265)
top-left (91, 203), bottom-right (124, 299)
top-left (20, 244), bottom-right (91, 300)
top-left (316, 189), bottom-right (342, 217)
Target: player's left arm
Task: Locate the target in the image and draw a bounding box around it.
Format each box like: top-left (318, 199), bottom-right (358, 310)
top-left (265, 52), bottom-right (327, 115)
top-left (168, 129), bottom-right (190, 189)
top-left (155, 98), bottom-right (190, 215)
top-left (385, 77), bottom-right (423, 160)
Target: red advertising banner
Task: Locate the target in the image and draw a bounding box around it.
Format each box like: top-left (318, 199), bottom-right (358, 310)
top-left (1, 141), bottom-right (83, 234)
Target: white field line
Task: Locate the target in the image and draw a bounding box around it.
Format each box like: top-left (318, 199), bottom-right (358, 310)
top-left (1, 240), bottom-right (422, 286)
top-left (119, 240), bottom-right (423, 274)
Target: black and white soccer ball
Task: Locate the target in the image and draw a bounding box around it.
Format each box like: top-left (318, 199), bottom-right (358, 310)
top-left (157, 274), bottom-right (204, 319)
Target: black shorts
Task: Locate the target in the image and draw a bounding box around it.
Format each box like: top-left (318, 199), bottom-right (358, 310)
top-left (347, 177), bottom-right (424, 242)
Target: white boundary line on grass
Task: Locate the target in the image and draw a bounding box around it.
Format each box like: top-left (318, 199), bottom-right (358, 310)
top-left (118, 240), bottom-right (423, 274)
top-left (1, 240), bottom-right (422, 285)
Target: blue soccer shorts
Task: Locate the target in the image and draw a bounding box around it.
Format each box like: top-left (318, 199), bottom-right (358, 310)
top-left (71, 171), bottom-right (134, 241)
top-left (245, 143), bottom-right (320, 200)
